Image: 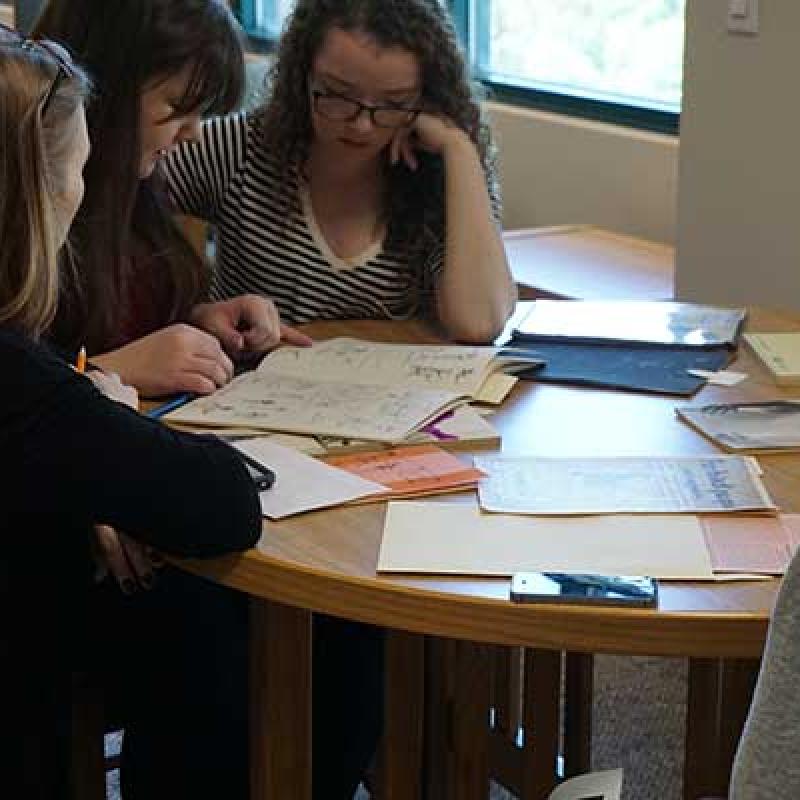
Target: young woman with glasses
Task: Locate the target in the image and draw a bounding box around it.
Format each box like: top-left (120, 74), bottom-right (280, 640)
top-left (164, 0), bottom-right (517, 345)
top-left (0, 26), bottom-right (263, 798)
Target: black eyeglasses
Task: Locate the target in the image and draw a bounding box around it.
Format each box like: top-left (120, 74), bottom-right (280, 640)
top-left (309, 81), bottom-right (422, 129)
top-left (0, 22), bottom-right (75, 116)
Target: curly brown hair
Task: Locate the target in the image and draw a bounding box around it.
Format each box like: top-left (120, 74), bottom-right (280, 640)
top-left (254, 0), bottom-right (494, 309)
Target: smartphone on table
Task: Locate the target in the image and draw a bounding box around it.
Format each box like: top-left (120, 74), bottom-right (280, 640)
top-left (510, 572), bottom-right (658, 607)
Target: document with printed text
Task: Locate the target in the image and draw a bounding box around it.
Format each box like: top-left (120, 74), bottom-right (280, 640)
top-left (474, 455), bottom-right (776, 514)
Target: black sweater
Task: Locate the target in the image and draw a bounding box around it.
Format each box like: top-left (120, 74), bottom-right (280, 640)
top-left (0, 328), bottom-right (261, 557)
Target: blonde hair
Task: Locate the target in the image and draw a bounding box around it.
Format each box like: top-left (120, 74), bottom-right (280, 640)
top-left (0, 38), bottom-right (90, 337)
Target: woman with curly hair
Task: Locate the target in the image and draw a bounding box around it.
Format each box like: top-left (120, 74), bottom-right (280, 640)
top-left (164, 0), bottom-right (517, 344)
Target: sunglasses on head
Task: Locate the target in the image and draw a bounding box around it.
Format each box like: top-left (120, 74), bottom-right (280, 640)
top-left (0, 22), bottom-right (76, 116)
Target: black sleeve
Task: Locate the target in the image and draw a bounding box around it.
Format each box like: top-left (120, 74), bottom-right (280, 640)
top-left (3, 333), bottom-right (261, 557)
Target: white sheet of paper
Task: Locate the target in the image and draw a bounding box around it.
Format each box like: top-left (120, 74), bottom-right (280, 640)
top-left (377, 502), bottom-right (715, 578)
top-left (687, 369), bottom-right (747, 386)
top-left (474, 455), bottom-right (776, 514)
top-left (234, 438), bottom-right (388, 518)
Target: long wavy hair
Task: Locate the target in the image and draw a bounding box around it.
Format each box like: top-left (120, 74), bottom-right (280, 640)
top-left (254, 0), bottom-right (494, 305)
top-left (33, 0), bottom-right (244, 353)
top-left (0, 34), bottom-right (91, 338)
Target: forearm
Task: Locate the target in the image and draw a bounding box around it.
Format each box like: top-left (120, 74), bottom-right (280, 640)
top-left (436, 136), bottom-right (517, 343)
top-left (21, 381), bottom-right (261, 555)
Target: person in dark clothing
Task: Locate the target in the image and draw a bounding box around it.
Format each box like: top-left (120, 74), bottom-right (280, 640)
top-left (31, 2), bottom-right (385, 797)
top-left (0, 25), bottom-right (261, 799)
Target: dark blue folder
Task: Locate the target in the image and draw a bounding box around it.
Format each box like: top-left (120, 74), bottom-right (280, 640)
top-left (513, 340), bottom-right (733, 396)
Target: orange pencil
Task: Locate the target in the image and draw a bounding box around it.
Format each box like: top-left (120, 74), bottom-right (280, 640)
top-left (75, 346), bottom-right (87, 374)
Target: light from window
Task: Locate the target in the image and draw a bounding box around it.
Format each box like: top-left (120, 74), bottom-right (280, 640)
top-left (476, 0), bottom-right (685, 112)
top-left (247, 0), bottom-right (294, 37)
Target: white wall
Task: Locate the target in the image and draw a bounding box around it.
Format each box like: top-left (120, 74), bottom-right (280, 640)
top-left (489, 102), bottom-right (678, 245)
top-left (676, 0), bottom-right (800, 311)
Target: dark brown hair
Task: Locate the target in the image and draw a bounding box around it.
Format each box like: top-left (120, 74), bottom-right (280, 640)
top-left (34, 0), bottom-right (244, 352)
top-left (254, 0), bottom-right (495, 305)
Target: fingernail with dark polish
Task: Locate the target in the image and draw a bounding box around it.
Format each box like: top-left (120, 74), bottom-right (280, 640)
top-left (121, 578), bottom-right (136, 595)
top-left (140, 573), bottom-right (155, 590)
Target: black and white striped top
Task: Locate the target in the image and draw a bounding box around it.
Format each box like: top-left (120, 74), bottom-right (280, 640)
top-left (163, 111), bottom-right (501, 326)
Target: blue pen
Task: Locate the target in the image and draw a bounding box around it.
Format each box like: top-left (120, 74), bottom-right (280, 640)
top-left (146, 392), bottom-right (194, 419)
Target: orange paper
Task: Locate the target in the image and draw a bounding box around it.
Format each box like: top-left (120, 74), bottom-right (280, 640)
top-left (323, 444), bottom-right (485, 502)
top-left (701, 514), bottom-right (800, 574)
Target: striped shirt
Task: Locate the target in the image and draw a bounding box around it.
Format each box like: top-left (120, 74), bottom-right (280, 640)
top-left (163, 111), bottom-right (501, 326)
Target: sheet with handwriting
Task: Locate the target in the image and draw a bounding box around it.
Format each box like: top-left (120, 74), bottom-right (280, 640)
top-left (166, 372), bottom-right (464, 442)
top-left (257, 337), bottom-right (500, 397)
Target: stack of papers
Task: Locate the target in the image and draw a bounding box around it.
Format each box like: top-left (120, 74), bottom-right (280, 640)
top-left (505, 300), bottom-right (746, 395)
top-left (376, 503), bottom-right (799, 579)
top-left (234, 440), bottom-right (483, 518)
top-left (234, 438), bottom-right (387, 518)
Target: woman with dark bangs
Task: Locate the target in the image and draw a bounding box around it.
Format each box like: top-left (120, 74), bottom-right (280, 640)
top-left (34, 0), bottom-right (309, 399)
top-left (164, 0), bottom-right (517, 345)
top-left (34, 2), bottom-right (385, 797)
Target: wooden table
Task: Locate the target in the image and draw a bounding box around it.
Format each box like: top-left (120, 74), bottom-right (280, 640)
top-left (176, 308), bottom-right (800, 800)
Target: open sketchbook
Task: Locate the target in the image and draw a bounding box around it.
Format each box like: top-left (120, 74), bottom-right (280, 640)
top-left (166, 338), bottom-right (540, 442)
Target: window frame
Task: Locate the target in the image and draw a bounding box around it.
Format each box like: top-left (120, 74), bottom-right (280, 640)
top-left (234, 0), bottom-right (680, 135)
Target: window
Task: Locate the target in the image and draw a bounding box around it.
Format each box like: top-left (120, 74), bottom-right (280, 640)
top-left (236, 0), bottom-right (294, 41)
top-left (236, 0), bottom-right (684, 133)
top-left (458, 0), bottom-right (684, 132)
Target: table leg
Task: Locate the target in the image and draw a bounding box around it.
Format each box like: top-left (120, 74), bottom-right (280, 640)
top-left (249, 598), bottom-right (312, 800)
top-left (424, 637), bottom-right (454, 799)
top-left (519, 649), bottom-right (561, 799)
top-left (448, 640), bottom-right (493, 800)
top-left (684, 657), bottom-right (759, 800)
top-left (378, 630), bottom-right (425, 799)
top-left (563, 652), bottom-right (593, 779)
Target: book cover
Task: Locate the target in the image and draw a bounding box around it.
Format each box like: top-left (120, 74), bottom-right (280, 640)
top-left (512, 340), bottom-right (732, 396)
top-left (677, 401), bottom-right (800, 453)
top-left (515, 300), bottom-right (746, 349)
